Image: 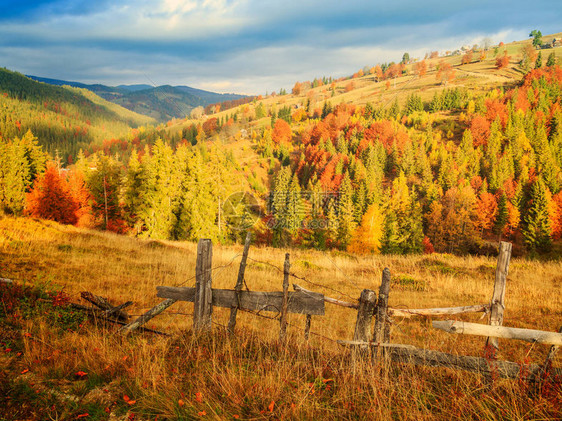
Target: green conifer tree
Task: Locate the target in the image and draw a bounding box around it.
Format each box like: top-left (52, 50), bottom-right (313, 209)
top-left (522, 177), bottom-right (552, 253)
top-left (337, 173), bottom-right (356, 247)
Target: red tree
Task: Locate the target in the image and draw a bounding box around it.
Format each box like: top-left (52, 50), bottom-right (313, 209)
top-left (25, 162), bottom-right (78, 225)
top-left (272, 119), bottom-right (292, 144)
top-left (414, 60), bottom-right (427, 77)
top-left (496, 52), bottom-right (510, 69)
top-left (469, 115), bottom-right (491, 147)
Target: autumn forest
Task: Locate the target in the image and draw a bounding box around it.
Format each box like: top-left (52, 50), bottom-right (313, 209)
top-left (2, 40), bottom-right (562, 258)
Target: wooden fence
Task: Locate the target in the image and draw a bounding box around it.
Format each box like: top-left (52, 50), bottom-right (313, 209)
top-left (77, 236), bottom-right (562, 383)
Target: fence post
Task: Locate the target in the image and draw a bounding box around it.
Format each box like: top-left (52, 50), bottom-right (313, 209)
top-left (193, 239), bottom-right (213, 332)
top-left (353, 289), bottom-right (377, 355)
top-left (227, 232), bottom-right (252, 334)
top-left (279, 253), bottom-right (290, 342)
top-left (535, 326), bottom-right (562, 387)
top-left (304, 314), bottom-right (312, 341)
top-left (485, 241), bottom-right (512, 354)
top-left (373, 268), bottom-right (391, 358)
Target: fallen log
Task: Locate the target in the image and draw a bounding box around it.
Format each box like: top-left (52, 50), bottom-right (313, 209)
top-left (70, 303), bottom-right (168, 336)
top-left (433, 320), bottom-right (562, 346)
top-left (80, 291), bottom-right (130, 321)
top-left (339, 341), bottom-right (562, 380)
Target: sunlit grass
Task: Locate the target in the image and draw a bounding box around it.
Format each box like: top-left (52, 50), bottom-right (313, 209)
top-left (1, 217), bottom-right (561, 419)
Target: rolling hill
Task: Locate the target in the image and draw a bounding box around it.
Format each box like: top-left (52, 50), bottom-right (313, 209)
top-left (27, 75), bottom-right (248, 121)
top-left (0, 68), bottom-right (156, 160)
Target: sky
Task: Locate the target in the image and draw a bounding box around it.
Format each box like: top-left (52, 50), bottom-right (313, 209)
top-left (0, 0), bottom-right (560, 95)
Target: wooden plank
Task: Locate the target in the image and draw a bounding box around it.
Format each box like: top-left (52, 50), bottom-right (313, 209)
top-left (294, 283), bottom-right (490, 317)
top-left (340, 341), bottom-right (562, 380)
top-left (486, 241), bottom-right (512, 352)
top-left (388, 304), bottom-right (490, 317)
top-left (373, 268), bottom-right (391, 346)
top-left (118, 299), bottom-right (176, 335)
top-left (293, 283), bottom-right (358, 309)
top-left (227, 232), bottom-right (252, 334)
top-left (193, 239), bottom-right (213, 332)
top-left (279, 253), bottom-right (290, 342)
top-left (157, 286), bottom-right (325, 315)
top-left (433, 320), bottom-right (562, 346)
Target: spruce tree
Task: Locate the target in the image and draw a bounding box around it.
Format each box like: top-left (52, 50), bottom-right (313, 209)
top-left (546, 52), bottom-right (556, 67)
top-left (494, 193), bottom-right (509, 241)
top-left (337, 173), bottom-right (356, 247)
top-left (522, 177), bottom-right (552, 253)
top-left (535, 51), bottom-right (543, 69)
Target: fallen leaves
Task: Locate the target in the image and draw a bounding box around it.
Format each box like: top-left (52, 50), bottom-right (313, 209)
top-left (123, 395), bottom-right (136, 405)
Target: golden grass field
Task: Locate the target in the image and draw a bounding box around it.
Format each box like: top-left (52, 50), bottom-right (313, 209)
top-left (1, 217), bottom-right (561, 420)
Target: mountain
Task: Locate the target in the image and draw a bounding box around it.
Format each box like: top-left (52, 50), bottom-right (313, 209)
top-left (27, 75), bottom-right (248, 121)
top-left (0, 68), bottom-right (155, 160)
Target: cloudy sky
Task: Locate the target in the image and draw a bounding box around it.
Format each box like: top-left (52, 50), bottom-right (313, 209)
top-left (0, 0), bottom-right (560, 94)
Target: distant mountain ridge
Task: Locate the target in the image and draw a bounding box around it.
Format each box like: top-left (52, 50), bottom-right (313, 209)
top-left (27, 75), bottom-right (247, 121)
top-left (0, 67), bottom-right (155, 160)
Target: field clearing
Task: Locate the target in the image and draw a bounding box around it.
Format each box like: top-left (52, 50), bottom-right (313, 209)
top-left (1, 217), bottom-right (561, 419)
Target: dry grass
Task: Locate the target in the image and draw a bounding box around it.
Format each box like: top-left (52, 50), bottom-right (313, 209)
top-left (1, 217), bottom-right (561, 420)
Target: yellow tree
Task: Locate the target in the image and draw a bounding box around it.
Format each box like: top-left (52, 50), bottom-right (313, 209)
top-left (347, 203), bottom-right (384, 254)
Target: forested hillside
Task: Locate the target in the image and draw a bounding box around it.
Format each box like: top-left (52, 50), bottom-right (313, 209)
top-left (0, 68), bottom-right (155, 160)
top-left (2, 35), bottom-right (562, 256)
top-left (28, 75), bottom-right (248, 122)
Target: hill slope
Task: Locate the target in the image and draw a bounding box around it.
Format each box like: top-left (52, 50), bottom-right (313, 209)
top-left (27, 75), bottom-right (247, 121)
top-left (0, 217), bottom-right (560, 419)
top-left (0, 68), bottom-right (155, 160)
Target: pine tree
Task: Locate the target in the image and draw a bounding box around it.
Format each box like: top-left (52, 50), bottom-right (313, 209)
top-left (494, 193), bottom-right (509, 240)
top-left (381, 172), bottom-right (423, 253)
top-left (522, 177), bottom-right (552, 253)
top-left (337, 173), bottom-right (356, 247)
top-left (546, 52), bottom-right (556, 67)
top-left (3, 136), bottom-right (31, 214)
top-left (123, 150), bottom-right (145, 232)
top-left (175, 145), bottom-right (219, 241)
top-left (535, 51), bottom-right (543, 69)
top-left (285, 174), bottom-right (304, 234)
top-left (87, 154), bottom-right (125, 233)
top-left (270, 166), bottom-right (291, 245)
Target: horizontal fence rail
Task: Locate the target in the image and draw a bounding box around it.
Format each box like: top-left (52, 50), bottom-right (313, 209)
top-left (433, 320), bottom-right (562, 346)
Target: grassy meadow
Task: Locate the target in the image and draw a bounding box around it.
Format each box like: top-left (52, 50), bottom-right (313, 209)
top-left (0, 217), bottom-right (561, 420)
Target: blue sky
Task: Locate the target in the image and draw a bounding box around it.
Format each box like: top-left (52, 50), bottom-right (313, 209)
top-left (0, 0), bottom-right (560, 94)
